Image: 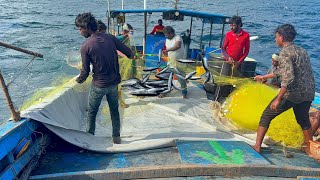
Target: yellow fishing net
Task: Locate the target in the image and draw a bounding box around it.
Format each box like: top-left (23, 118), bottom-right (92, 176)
top-left (21, 54), bottom-right (138, 112)
top-left (20, 75), bottom-right (75, 111)
top-left (195, 59), bottom-right (305, 148)
top-left (222, 81), bottom-right (304, 148)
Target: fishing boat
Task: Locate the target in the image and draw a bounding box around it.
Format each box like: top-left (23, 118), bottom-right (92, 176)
top-left (1, 1), bottom-right (320, 180)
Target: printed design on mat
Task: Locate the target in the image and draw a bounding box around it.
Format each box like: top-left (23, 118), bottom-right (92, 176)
top-left (196, 141), bottom-right (244, 164)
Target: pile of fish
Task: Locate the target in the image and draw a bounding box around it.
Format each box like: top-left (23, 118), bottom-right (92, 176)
top-left (121, 56), bottom-right (214, 96)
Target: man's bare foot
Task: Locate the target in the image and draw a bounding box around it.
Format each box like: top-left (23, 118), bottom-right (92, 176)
top-left (301, 143), bottom-right (307, 150)
top-left (310, 111), bottom-right (320, 136)
top-left (183, 95), bottom-right (188, 99)
top-left (120, 101), bottom-right (129, 108)
top-left (304, 147), bottom-right (313, 158)
top-left (251, 145), bottom-right (261, 153)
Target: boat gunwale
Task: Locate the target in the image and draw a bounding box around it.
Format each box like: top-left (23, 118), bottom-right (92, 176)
top-left (29, 164), bottom-right (320, 180)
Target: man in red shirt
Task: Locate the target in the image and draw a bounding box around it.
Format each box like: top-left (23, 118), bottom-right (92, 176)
top-left (222, 16), bottom-right (250, 76)
top-left (150, 19), bottom-right (164, 35)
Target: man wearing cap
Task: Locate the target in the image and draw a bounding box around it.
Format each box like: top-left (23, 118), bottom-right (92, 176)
top-left (150, 19), bottom-right (164, 35)
top-left (117, 23), bottom-right (133, 47)
top-left (254, 53), bottom-right (281, 87)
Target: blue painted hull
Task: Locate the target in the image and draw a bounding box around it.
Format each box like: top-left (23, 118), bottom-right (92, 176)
top-left (0, 119), bottom-right (48, 180)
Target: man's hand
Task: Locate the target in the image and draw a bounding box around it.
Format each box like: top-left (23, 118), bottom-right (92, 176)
top-left (270, 98), bottom-right (280, 110)
top-left (227, 57), bottom-right (234, 64)
top-left (254, 75), bottom-right (264, 82)
top-left (133, 52), bottom-right (139, 60)
top-left (254, 75), bottom-right (267, 83)
top-left (162, 49), bottom-right (169, 56)
top-left (233, 61), bottom-right (240, 69)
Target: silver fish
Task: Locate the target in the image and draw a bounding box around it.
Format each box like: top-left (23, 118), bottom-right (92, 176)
top-left (121, 78), bottom-right (140, 87)
top-left (201, 58), bottom-right (209, 71)
top-left (147, 87), bottom-right (167, 93)
top-left (175, 73), bottom-right (185, 80)
top-left (130, 91), bottom-right (158, 96)
top-left (143, 66), bottom-right (159, 72)
top-left (141, 73), bottom-right (151, 84)
top-left (189, 76), bottom-right (201, 80)
top-left (204, 72), bottom-right (213, 84)
top-left (177, 59), bottom-right (197, 63)
top-left (157, 65), bottom-right (169, 75)
top-left (155, 72), bottom-right (171, 80)
top-left (145, 80), bottom-right (167, 86)
top-left (167, 72), bottom-right (173, 90)
top-left (185, 71), bottom-right (196, 80)
top-left (160, 88), bottom-right (171, 94)
top-left (127, 86), bottom-right (140, 91)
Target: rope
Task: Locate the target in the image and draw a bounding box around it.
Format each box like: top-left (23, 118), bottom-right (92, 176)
top-left (231, 63), bottom-right (235, 78)
top-left (7, 56), bottom-right (36, 87)
top-left (18, 73), bottom-right (33, 110)
top-left (11, 57), bottom-right (35, 111)
top-left (219, 62), bottom-right (224, 77)
top-left (2, 55), bottom-right (35, 112)
top-left (214, 60), bottom-right (225, 102)
top-left (27, 122), bottom-right (47, 154)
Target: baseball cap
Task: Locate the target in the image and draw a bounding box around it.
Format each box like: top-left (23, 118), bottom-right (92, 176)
top-left (272, 54), bottom-right (279, 61)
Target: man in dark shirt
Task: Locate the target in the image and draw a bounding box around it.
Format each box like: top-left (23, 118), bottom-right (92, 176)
top-left (75, 12), bottom-right (133, 144)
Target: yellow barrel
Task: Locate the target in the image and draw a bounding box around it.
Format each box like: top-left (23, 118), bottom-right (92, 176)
top-left (196, 66), bottom-right (205, 76)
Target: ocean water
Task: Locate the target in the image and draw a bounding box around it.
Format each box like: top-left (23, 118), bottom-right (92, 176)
top-left (0, 0), bottom-right (319, 122)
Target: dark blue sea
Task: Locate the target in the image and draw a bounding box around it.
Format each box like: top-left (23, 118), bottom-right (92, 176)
top-left (0, 0), bottom-right (319, 122)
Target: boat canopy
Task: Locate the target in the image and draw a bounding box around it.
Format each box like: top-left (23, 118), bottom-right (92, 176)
top-left (110, 9), bottom-right (230, 24)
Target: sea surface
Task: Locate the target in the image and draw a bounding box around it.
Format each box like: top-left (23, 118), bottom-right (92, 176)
top-left (0, 0), bottom-right (319, 122)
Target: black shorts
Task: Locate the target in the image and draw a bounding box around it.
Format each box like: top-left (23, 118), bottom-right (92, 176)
top-left (259, 98), bottom-right (312, 130)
